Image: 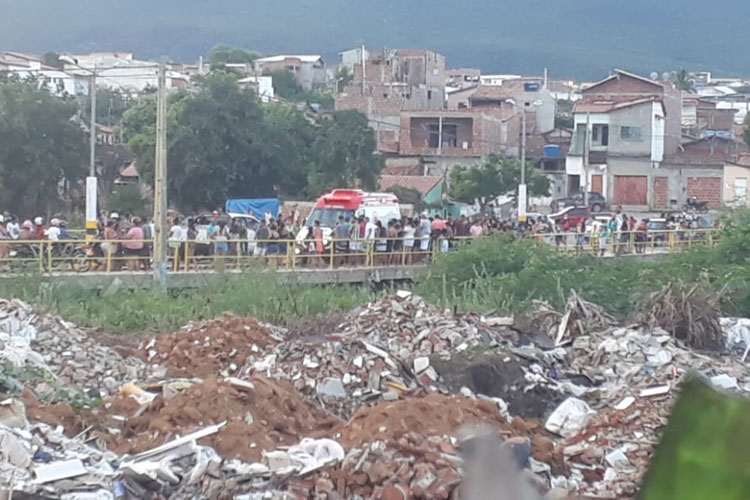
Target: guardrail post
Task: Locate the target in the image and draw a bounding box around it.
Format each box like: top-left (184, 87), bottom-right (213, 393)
top-left (106, 244), bottom-right (112, 272)
top-left (183, 242), bottom-right (189, 272)
top-left (46, 242), bottom-right (52, 273)
top-left (329, 239), bottom-right (334, 270)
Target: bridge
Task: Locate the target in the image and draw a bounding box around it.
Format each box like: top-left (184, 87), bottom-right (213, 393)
top-left (0, 228), bottom-right (719, 289)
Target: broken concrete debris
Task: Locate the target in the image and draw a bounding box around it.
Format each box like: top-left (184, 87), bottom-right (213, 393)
top-left (1, 292), bottom-right (749, 499)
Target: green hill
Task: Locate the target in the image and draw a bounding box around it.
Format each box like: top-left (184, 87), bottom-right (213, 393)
top-left (0, 0), bottom-right (747, 79)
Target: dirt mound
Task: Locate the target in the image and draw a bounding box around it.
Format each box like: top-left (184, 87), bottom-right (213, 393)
top-left (145, 314), bottom-right (281, 378)
top-left (21, 389), bottom-right (84, 436)
top-left (104, 377), bottom-right (340, 462)
top-left (336, 392), bottom-right (509, 448)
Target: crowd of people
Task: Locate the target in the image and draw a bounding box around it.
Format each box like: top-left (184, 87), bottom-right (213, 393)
top-left (0, 207), bottom-right (716, 270)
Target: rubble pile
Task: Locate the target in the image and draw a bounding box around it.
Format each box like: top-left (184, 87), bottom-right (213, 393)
top-left (0, 299), bottom-right (151, 396)
top-left (244, 291), bottom-right (520, 418)
top-left (104, 376), bottom-right (340, 462)
top-left (2, 294), bottom-right (750, 499)
top-left (144, 314), bottom-right (283, 378)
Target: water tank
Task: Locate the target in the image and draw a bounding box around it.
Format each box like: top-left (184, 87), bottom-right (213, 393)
top-left (543, 145), bottom-right (561, 158)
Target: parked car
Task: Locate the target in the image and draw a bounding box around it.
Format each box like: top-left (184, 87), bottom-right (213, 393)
top-left (551, 192), bottom-right (607, 213)
top-left (549, 206), bottom-right (591, 226)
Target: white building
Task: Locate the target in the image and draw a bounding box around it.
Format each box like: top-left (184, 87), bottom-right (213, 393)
top-left (62, 52), bottom-right (189, 93)
top-left (338, 47), bottom-right (369, 72)
top-left (0, 52), bottom-right (89, 96)
top-left (238, 75), bottom-right (274, 102)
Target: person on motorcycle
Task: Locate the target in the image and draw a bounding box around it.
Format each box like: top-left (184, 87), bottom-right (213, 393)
top-left (19, 221), bottom-right (34, 241)
top-left (45, 218), bottom-right (62, 242)
top-left (33, 217), bottom-right (45, 240)
top-left (58, 220), bottom-right (70, 240)
top-left (6, 216), bottom-right (19, 240)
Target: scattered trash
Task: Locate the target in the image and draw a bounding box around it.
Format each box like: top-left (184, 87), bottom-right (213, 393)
top-left (545, 397), bottom-right (596, 437)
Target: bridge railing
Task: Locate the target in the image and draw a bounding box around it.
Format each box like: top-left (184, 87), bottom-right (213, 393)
top-left (0, 228), bottom-right (721, 273)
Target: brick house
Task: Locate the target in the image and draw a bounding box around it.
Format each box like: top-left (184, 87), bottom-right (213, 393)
top-left (396, 109), bottom-right (515, 175)
top-left (681, 95), bottom-right (737, 138)
top-left (565, 70), bottom-right (684, 208)
top-left (658, 136), bottom-right (750, 209)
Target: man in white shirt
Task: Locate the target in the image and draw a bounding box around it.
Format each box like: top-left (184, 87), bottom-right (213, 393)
top-left (45, 218), bottom-right (61, 241)
top-left (6, 217), bottom-right (20, 240)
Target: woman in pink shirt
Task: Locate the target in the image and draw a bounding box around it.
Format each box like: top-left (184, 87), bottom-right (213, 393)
top-left (122, 217), bottom-right (145, 270)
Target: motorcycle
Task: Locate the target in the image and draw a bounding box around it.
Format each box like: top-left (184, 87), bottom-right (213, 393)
top-left (682, 197), bottom-right (709, 214)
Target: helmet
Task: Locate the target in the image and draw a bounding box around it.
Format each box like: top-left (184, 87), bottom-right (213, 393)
top-left (22, 220), bottom-right (32, 229)
top-left (34, 217), bottom-right (43, 226)
top-left (0, 215), bottom-right (4, 223)
top-left (110, 212), bottom-right (120, 220)
top-left (50, 218), bottom-right (60, 226)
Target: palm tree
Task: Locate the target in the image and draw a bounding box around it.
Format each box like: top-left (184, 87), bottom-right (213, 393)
top-left (673, 68), bottom-right (695, 92)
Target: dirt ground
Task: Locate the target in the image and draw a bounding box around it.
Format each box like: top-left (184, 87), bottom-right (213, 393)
top-left (99, 377), bottom-right (340, 462)
top-left (148, 314), bottom-right (280, 378)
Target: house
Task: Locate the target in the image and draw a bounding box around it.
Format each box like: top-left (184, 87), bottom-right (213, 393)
top-left (657, 136), bottom-right (750, 209)
top-left (252, 55), bottom-right (326, 90)
top-left (396, 109), bottom-right (517, 175)
top-left (378, 175), bottom-right (443, 206)
top-left (339, 47), bottom-right (369, 72)
top-left (62, 53), bottom-right (189, 92)
top-left (466, 79), bottom-right (556, 134)
top-left (238, 75), bottom-right (274, 102)
top-left (0, 51), bottom-right (89, 96)
top-left (115, 161), bottom-right (140, 186)
top-left (682, 95), bottom-right (736, 138)
top-left (335, 48), bottom-right (447, 154)
top-left (526, 128), bottom-right (574, 200)
top-left (565, 69), bottom-right (682, 207)
top-left (446, 68), bottom-right (481, 90)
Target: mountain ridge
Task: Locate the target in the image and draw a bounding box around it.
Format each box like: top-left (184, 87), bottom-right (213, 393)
top-left (0, 0), bottom-right (747, 79)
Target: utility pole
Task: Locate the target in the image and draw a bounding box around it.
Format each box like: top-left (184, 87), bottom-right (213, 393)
top-left (519, 104), bottom-right (527, 220)
top-left (361, 44), bottom-right (366, 94)
top-left (583, 112), bottom-right (590, 205)
top-left (85, 65), bottom-right (98, 241)
top-left (152, 63), bottom-right (168, 290)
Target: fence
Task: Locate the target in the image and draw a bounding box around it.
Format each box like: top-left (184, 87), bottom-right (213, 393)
top-left (0, 228), bottom-right (721, 274)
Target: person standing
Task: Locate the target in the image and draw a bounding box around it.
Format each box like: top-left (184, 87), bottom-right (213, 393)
top-left (312, 220), bottom-right (324, 267)
top-left (122, 217), bottom-right (145, 270)
top-left (6, 217), bottom-right (19, 240)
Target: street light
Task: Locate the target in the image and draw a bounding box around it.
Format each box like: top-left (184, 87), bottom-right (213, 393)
top-left (505, 98), bottom-right (543, 221)
top-left (60, 56), bottom-right (98, 240)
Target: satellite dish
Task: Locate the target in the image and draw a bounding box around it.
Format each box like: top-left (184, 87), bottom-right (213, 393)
top-left (650, 72), bottom-right (659, 80)
top-left (661, 72), bottom-right (671, 81)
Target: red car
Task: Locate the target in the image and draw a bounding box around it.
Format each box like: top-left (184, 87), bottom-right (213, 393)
top-left (549, 206), bottom-right (591, 227)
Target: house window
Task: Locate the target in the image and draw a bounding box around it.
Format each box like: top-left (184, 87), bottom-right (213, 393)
top-left (592, 124), bottom-right (609, 146)
top-left (442, 124), bottom-right (458, 148)
top-left (620, 126), bottom-right (642, 141)
top-left (428, 124), bottom-right (440, 148)
top-left (428, 90), bottom-right (433, 100)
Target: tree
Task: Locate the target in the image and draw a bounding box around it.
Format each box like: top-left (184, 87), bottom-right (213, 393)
top-left (123, 72), bottom-right (383, 211)
top-left (42, 51), bottom-right (63, 69)
top-left (83, 88), bottom-right (134, 126)
top-left (449, 155), bottom-right (549, 210)
top-left (334, 66), bottom-right (353, 90)
top-left (389, 186), bottom-right (428, 212)
top-left (672, 68), bottom-right (695, 92)
top-left (107, 184), bottom-right (148, 215)
top-left (0, 78), bottom-right (87, 215)
top-left (307, 110), bottom-right (384, 196)
top-left (267, 69), bottom-right (305, 100)
top-left (209, 44), bottom-right (260, 66)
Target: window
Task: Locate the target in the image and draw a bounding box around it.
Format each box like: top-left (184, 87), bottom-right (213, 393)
top-left (620, 126), bottom-right (642, 141)
top-left (427, 90), bottom-right (433, 100)
top-left (428, 124), bottom-right (440, 148)
top-left (442, 124), bottom-right (458, 148)
top-left (592, 124), bottom-right (609, 146)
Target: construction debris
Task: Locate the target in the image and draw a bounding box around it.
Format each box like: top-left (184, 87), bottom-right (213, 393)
top-left (1, 293), bottom-right (750, 499)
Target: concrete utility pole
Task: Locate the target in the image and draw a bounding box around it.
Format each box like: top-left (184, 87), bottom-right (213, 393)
top-left (361, 44), bottom-right (366, 94)
top-left (152, 63), bottom-right (168, 290)
top-left (519, 104), bottom-right (527, 220)
top-left (583, 112), bottom-right (590, 205)
top-left (85, 64), bottom-right (98, 240)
